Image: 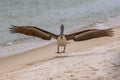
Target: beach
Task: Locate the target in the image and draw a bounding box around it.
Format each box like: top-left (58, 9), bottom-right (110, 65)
top-left (0, 0), bottom-right (120, 79)
top-left (0, 18), bottom-right (120, 80)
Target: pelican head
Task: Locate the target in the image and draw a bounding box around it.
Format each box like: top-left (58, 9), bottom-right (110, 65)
top-left (61, 24), bottom-right (64, 30)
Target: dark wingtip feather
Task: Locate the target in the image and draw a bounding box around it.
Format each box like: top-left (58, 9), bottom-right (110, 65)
top-left (106, 28), bottom-right (114, 37)
top-left (9, 25), bottom-right (17, 34)
top-left (11, 25), bottom-right (17, 28)
top-left (9, 29), bottom-right (15, 34)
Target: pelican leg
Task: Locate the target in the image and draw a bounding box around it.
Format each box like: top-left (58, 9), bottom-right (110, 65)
top-left (56, 45), bottom-right (60, 53)
top-left (62, 46), bottom-right (66, 53)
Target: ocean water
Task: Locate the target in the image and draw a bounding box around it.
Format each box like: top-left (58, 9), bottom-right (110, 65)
top-left (0, 0), bottom-right (120, 45)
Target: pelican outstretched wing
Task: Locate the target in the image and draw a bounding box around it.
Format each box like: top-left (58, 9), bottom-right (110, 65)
top-left (10, 25), bottom-right (58, 40)
top-left (66, 29), bottom-right (113, 41)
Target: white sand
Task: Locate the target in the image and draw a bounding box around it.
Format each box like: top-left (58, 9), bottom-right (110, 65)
top-left (0, 40), bottom-right (120, 80)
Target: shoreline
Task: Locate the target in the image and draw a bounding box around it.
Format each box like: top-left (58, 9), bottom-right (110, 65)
top-left (0, 38), bottom-right (55, 58)
top-left (1, 16), bottom-right (120, 58)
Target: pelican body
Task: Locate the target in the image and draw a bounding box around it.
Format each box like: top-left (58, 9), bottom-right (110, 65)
top-left (10, 24), bottom-right (113, 53)
top-left (57, 25), bottom-right (67, 53)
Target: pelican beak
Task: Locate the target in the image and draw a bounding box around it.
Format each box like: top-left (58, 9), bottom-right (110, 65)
top-left (60, 24), bottom-right (64, 39)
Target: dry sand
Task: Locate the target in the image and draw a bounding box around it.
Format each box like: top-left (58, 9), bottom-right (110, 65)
top-left (0, 18), bottom-right (120, 80)
top-left (0, 41), bottom-right (120, 80)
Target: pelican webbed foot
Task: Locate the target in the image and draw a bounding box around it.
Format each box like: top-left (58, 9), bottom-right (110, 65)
top-left (55, 51), bottom-right (65, 54)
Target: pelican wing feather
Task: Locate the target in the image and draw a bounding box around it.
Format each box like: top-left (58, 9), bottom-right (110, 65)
top-left (10, 25), bottom-right (58, 40)
top-left (66, 29), bottom-right (113, 41)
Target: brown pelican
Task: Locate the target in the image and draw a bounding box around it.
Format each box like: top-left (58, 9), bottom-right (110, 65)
top-left (10, 24), bottom-right (113, 53)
